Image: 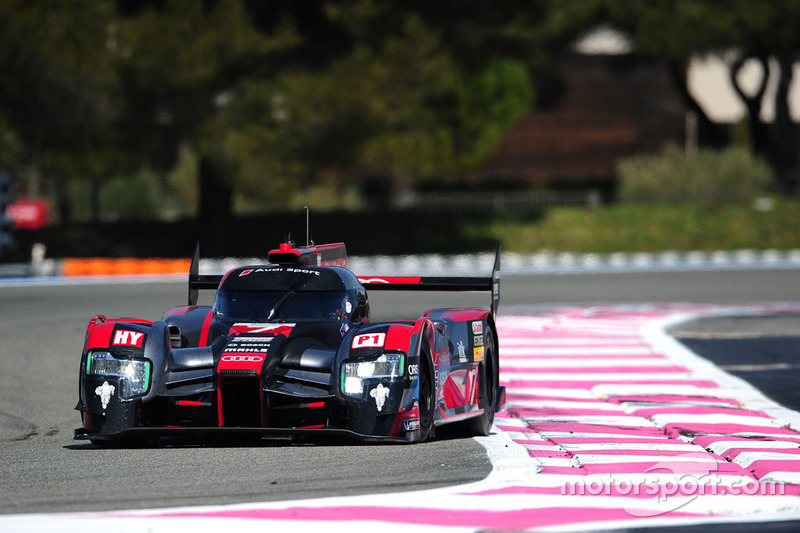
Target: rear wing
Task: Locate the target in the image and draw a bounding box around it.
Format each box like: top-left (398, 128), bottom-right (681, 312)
top-left (188, 242), bottom-right (501, 317)
top-left (357, 244), bottom-right (501, 317)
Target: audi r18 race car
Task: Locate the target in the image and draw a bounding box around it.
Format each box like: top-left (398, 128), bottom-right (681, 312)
top-left (75, 240), bottom-right (503, 444)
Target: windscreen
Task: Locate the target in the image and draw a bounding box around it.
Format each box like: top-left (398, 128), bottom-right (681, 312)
top-left (214, 289), bottom-right (353, 322)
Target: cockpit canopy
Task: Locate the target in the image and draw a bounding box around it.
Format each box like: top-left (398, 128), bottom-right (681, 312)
top-left (213, 266), bottom-right (368, 323)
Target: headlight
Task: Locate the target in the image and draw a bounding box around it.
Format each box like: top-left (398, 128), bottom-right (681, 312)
top-left (342, 353), bottom-right (403, 396)
top-left (88, 351), bottom-right (151, 399)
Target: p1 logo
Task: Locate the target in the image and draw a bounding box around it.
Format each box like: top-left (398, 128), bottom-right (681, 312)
top-left (352, 333), bottom-right (386, 349)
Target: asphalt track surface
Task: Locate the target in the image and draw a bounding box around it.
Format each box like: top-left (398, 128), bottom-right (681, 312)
top-left (1, 268), bottom-right (799, 516)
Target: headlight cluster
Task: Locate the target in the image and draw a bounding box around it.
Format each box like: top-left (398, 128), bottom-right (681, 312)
top-left (342, 353), bottom-right (403, 396)
top-left (87, 350), bottom-right (151, 399)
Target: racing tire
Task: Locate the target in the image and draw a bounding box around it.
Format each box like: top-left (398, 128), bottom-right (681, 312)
top-left (464, 328), bottom-right (497, 436)
top-left (417, 342), bottom-right (435, 441)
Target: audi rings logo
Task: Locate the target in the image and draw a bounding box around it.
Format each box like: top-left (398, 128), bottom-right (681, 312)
top-left (221, 355), bottom-right (264, 363)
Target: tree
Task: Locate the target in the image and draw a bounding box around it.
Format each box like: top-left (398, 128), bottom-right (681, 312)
top-left (1, 0), bottom-right (537, 238)
top-left (113, 0), bottom-right (299, 253)
top-left (220, 3), bottom-right (534, 206)
top-left (537, 0), bottom-right (800, 194)
top-left (0, 0), bottom-right (119, 221)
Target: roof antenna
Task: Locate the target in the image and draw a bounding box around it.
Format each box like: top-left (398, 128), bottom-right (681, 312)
top-left (305, 206), bottom-right (310, 247)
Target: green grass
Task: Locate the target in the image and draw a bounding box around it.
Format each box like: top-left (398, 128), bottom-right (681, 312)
top-left (467, 197), bottom-right (800, 253)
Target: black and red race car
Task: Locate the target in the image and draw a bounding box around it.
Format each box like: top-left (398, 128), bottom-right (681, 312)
top-left (74, 241), bottom-right (503, 444)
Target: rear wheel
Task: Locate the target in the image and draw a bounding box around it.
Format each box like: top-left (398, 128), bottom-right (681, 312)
top-left (417, 343), bottom-right (435, 441)
top-left (464, 328), bottom-right (497, 436)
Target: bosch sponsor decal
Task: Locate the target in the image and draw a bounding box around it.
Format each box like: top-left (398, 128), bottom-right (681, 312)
top-left (370, 383), bottom-right (389, 411)
top-left (351, 333), bottom-right (386, 349)
top-left (471, 321), bottom-right (483, 335)
top-left (473, 335), bottom-right (484, 347)
top-left (473, 346), bottom-right (484, 362)
top-left (112, 330), bottom-right (145, 348)
top-left (220, 355), bottom-right (264, 363)
top-left (224, 336), bottom-right (273, 353)
top-left (95, 381), bottom-right (115, 409)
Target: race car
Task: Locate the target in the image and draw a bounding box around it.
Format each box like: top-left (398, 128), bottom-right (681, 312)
top-left (74, 240), bottom-right (503, 444)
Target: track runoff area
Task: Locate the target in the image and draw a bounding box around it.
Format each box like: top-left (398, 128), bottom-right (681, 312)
top-left (3, 301), bottom-right (800, 532)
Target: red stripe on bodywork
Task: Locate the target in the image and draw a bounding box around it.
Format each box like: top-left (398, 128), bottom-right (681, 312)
top-left (357, 276), bottom-right (422, 285)
top-left (199, 309), bottom-right (214, 347)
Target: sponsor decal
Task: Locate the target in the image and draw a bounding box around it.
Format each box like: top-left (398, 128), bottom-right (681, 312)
top-left (456, 340), bottom-right (467, 363)
top-left (285, 267), bottom-right (320, 276)
top-left (357, 278), bottom-right (391, 284)
top-left (407, 364), bottom-right (419, 377)
top-left (370, 383), bottom-right (390, 411)
top-left (473, 335), bottom-right (484, 347)
top-left (402, 418), bottom-right (420, 431)
top-left (340, 323), bottom-right (349, 337)
top-left (112, 330), bottom-right (145, 348)
top-left (471, 321), bottom-right (483, 335)
top-left (473, 346), bottom-right (484, 362)
top-left (435, 368), bottom-right (446, 389)
top-left (240, 267), bottom-right (320, 277)
top-left (221, 355), bottom-right (264, 363)
top-left (235, 336), bottom-right (274, 342)
top-left (95, 381), bottom-right (115, 409)
top-left (225, 336), bottom-right (272, 353)
top-left (351, 333), bottom-right (386, 349)
top-left (321, 258), bottom-right (348, 268)
top-left (232, 323), bottom-right (295, 334)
